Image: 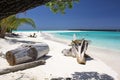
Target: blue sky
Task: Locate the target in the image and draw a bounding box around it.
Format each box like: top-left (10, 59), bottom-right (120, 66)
top-left (18, 0), bottom-right (120, 30)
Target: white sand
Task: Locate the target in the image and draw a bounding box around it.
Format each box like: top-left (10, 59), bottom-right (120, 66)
top-left (0, 32), bottom-right (119, 80)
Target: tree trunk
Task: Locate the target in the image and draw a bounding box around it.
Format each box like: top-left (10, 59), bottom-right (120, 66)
top-left (0, 32), bottom-right (5, 38)
top-left (6, 43), bottom-right (49, 66)
top-left (0, 24), bottom-right (7, 38)
top-left (0, 27), bottom-right (6, 38)
top-left (0, 59), bottom-right (45, 75)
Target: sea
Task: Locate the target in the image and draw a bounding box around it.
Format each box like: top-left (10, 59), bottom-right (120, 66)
top-left (13, 30), bottom-right (120, 78)
top-left (14, 30), bottom-right (120, 52)
top-left (43, 30), bottom-right (120, 52)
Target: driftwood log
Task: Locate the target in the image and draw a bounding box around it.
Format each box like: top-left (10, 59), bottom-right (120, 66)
top-left (0, 59), bottom-right (45, 75)
top-left (6, 43), bottom-right (49, 66)
top-left (21, 43), bottom-right (49, 59)
top-left (62, 39), bottom-right (88, 64)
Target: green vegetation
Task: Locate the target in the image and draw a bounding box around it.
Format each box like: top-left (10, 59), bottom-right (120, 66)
top-left (0, 15), bottom-right (36, 38)
top-left (46, 0), bottom-right (80, 14)
top-left (0, 0), bottom-right (80, 38)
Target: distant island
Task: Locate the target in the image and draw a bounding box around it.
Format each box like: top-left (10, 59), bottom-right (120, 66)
top-left (16, 29), bottom-right (120, 32)
top-left (68, 29), bottom-right (120, 32)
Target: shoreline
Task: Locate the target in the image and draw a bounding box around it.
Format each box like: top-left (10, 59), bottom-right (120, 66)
top-left (88, 46), bottom-right (120, 79)
top-left (42, 32), bottom-right (120, 79)
top-left (0, 32), bottom-right (119, 80)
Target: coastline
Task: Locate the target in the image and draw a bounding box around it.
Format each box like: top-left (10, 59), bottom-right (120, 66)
top-left (43, 32), bottom-right (120, 79)
top-left (0, 31), bottom-right (119, 80)
top-left (88, 46), bottom-right (120, 79)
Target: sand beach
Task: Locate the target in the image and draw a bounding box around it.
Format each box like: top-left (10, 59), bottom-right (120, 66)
top-left (0, 32), bottom-right (119, 80)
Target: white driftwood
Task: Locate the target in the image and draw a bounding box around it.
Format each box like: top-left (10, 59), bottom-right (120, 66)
top-left (62, 48), bottom-right (76, 58)
top-left (21, 43), bottom-right (49, 59)
top-left (0, 60), bottom-right (45, 75)
top-left (73, 34), bottom-right (77, 40)
top-left (76, 40), bottom-right (87, 64)
top-left (6, 43), bottom-right (49, 66)
top-left (62, 39), bottom-right (88, 64)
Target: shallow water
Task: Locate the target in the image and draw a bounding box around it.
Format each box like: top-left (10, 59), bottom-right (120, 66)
top-left (13, 30), bottom-right (120, 52)
top-left (50, 31), bottom-right (120, 52)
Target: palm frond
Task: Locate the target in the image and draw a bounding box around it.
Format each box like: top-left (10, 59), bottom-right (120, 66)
top-left (0, 15), bottom-right (36, 33)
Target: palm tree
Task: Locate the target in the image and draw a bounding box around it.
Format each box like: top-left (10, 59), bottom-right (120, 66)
top-left (0, 15), bottom-right (36, 38)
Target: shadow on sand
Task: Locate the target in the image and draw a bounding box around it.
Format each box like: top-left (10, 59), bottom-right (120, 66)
top-left (5, 38), bottom-right (41, 44)
top-left (85, 54), bottom-right (94, 61)
top-left (37, 55), bottom-right (52, 61)
top-left (51, 72), bottom-right (114, 80)
top-left (72, 72), bottom-right (114, 80)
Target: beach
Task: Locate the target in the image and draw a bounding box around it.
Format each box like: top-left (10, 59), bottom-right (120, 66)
top-left (0, 32), bottom-right (119, 80)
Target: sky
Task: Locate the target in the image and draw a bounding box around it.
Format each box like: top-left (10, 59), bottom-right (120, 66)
top-left (18, 0), bottom-right (120, 30)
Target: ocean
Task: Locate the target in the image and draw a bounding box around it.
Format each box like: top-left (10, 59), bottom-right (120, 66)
top-left (45, 31), bottom-right (120, 52)
top-left (14, 30), bottom-right (120, 52)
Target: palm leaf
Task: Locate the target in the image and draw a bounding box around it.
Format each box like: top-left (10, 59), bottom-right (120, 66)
top-left (0, 15), bottom-right (36, 33)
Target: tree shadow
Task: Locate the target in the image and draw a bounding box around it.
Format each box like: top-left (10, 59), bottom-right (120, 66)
top-left (5, 38), bottom-right (40, 44)
top-left (50, 72), bottom-right (114, 80)
top-left (72, 72), bottom-right (114, 80)
top-left (5, 33), bottom-right (20, 37)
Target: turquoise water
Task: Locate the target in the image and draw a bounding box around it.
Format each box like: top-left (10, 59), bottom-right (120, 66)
top-left (50, 31), bottom-right (120, 52)
top-left (14, 30), bottom-right (120, 52)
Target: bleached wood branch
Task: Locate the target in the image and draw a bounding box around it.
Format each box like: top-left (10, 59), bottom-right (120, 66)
top-left (0, 60), bottom-right (45, 75)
